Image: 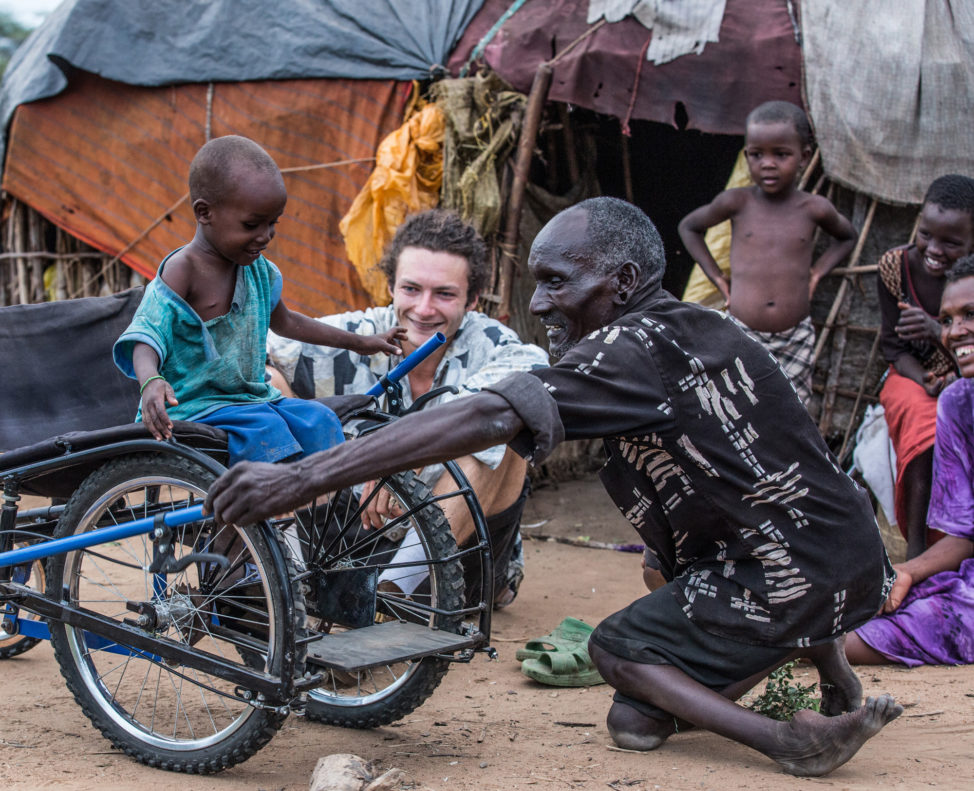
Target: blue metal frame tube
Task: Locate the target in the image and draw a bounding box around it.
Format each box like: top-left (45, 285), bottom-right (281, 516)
top-left (0, 503), bottom-right (207, 568)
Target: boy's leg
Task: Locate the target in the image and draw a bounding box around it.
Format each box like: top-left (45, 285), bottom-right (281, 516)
top-left (591, 643), bottom-right (902, 776)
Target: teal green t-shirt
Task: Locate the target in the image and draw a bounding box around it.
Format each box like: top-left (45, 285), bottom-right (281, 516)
top-left (113, 251), bottom-right (283, 421)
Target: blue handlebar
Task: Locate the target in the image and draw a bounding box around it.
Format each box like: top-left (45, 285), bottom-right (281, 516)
top-left (365, 332), bottom-right (446, 396)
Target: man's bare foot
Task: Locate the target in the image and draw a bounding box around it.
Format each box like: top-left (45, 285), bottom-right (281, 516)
top-left (808, 637), bottom-right (863, 715)
top-left (605, 701), bottom-right (675, 751)
top-left (768, 694), bottom-right (903, 776)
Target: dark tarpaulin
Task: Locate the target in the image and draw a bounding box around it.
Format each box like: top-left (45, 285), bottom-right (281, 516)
top-left (446, 0), bottom-right (802, 135)
top-left (0, 288), bottom-right (142, 451)
top-left (0, 0), bottom-right (484, 167)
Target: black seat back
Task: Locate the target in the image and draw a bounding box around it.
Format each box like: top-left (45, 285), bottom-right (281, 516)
top-left (0, 288), bottom-right (143, 452)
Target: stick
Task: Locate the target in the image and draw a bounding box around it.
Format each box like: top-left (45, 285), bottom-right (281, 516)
top-left (798, 148), bottom-right (821, 191)
top-left (837, 326), bottom-right (882, 461)
top-left (497, 61), bottom-right (552, 322)
top-left (0, 251), bottom-right (110, 262)
top-left (811, 198), bottom-right (877, 369)
top-left (620, 129), bottom-right (634, 204)
top-left (523, 533), bottom-right (644, 552)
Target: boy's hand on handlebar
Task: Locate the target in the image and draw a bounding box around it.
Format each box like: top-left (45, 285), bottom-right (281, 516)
top-left (358, 479), bottom-right (403, 530)
top-left (356, 326), bottom-right (407, 356)
top-left (141, 379), bottom-right (178, 440)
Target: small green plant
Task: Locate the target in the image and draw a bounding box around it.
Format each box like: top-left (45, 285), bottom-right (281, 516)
top-left (748, 661), bottom-right (820, 721)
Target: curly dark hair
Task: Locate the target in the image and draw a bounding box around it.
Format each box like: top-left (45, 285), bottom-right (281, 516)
top-left (945, 253), bottom-right (974, 283)
top-left (745, 101), bottom-right (813, 148)
top-left (924, 174), bottom-right (974, 222)
top-left (378, 209), bottom-right (488, 301)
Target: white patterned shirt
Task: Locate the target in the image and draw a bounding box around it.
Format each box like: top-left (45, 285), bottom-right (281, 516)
top-left (267, 305), bottom-right (549, 484)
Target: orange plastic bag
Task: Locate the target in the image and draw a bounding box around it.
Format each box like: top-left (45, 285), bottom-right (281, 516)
top-left (339, 102), bottom-right (445, 305)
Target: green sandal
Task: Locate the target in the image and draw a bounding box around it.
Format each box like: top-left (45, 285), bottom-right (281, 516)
top-left (520, 645), bottom-right (604, 687)
top-left (515, 617), bottom-right (595, 662)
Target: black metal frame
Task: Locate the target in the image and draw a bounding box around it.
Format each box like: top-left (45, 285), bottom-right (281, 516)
top-left (0, 406), bottom-right (495, 711)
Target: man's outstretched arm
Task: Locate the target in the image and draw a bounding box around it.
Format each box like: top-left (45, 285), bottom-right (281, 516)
top-left (204, 390), bottom-right (525, 526)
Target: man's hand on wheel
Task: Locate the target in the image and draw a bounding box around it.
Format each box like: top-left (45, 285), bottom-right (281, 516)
top-left (205, 461), bottom-right (313, 526)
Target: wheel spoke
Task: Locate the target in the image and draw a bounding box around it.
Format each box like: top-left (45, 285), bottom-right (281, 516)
top-left (300, 472), bottom-right (465, 727)
top-left (46, 455), bottom-right (299, 770)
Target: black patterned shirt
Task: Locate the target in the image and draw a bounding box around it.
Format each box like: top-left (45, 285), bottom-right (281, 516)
top-left (488, 292), bottom-right (894, 648)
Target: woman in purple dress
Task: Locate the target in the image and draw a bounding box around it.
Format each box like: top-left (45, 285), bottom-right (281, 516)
top-left (846, 255), bottom-right (974, 666)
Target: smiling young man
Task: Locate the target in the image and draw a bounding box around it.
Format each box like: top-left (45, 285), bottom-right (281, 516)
top-left (266, 209), bottom-right (549, 607)
top-left (213, 197), bottom-right (902, 777)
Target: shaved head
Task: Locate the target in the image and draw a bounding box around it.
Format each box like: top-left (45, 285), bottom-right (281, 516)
top-left (189, 135), bottom-right (283, 205)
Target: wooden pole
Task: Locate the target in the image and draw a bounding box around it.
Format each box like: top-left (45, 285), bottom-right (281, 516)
top-left (28, 208), bottom-right (44, 301)
top-left (798, 148), bottom-right (821, 191)
top-left (620, 126), bottom-right (634, 204)
top-left (818, 280), bottom-right (854, 433)
top-left (13, 201), bottom-right (29, 304)
top-left (837, 326), bottom-right (882, 461)
top-left (496, 61), bottom-right (552, 323)
top-left (558, 103), bottom-right (579, 186)
top-left (811, 198), bottom-right (878, 369)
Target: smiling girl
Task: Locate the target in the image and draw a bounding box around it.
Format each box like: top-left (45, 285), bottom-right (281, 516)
top-left (847, 254), bottom-right (974, 666)
top-left (876, 175), bottom-right (974, 558)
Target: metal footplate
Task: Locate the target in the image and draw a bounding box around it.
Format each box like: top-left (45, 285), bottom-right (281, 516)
top-left (304, 621), bottom-right (482, 672)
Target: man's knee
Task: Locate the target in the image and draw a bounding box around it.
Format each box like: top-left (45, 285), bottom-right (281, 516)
top-left (266, 364), bottom-right (296, 397)
top-left (477, 448), bottom-right (528, 518)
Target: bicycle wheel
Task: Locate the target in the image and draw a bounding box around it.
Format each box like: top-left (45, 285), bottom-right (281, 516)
top-left (46, 453), bottom-right (302, 773)
top-left (0, 555), bottom-right (45, 659)
top-left (292, 471), bottom-right (466, 728)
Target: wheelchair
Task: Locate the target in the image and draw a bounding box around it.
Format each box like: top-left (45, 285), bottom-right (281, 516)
top-left (0, 289), bottom-right (494, 773)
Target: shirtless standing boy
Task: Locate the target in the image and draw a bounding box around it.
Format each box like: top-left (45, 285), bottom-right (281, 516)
top-left (679, 101), bottom-right (857, 404)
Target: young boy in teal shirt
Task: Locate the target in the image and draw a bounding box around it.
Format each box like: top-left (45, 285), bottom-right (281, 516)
top-left (114, 135), bottom-right (404, 464)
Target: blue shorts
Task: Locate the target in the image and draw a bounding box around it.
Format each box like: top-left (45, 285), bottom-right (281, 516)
top-left (195, 398), bottom-right (343, 466)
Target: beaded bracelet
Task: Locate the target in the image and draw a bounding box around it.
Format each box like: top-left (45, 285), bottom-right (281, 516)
top-left (140, 375), bottom-right (167, 395)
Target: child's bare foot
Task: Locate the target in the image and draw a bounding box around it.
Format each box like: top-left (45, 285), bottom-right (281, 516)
top-left (808, 637), bottom-right (863, 715)
top-left (768, 694), bottom-right (902, 776)
top-left (605, 701), bottom-right (675, 751)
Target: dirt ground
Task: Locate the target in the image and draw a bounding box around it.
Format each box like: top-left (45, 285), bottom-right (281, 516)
top-left (1, 473), bottom-right (971, 791)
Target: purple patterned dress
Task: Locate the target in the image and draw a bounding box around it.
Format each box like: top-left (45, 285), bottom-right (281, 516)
top-left (856, 377), bottom-right (974, 666)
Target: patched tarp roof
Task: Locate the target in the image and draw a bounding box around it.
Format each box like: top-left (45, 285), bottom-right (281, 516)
top-left (447, 0), bottom-right (803, 136)
top-left (0, 0), bottom-right (484, 167)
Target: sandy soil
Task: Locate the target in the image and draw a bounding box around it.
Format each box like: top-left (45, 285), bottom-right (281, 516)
top-left (1, 474), bottom-right (971, 791)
